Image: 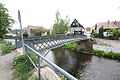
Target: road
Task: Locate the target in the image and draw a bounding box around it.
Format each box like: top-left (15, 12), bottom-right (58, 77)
top-left (93, 38), bottom-right (120, 53)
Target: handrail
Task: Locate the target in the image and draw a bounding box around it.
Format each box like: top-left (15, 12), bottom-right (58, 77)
top-left (24, 43), bottom-right (78, 80)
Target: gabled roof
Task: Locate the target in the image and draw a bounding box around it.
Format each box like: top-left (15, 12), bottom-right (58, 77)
top-left (70, 19), bottom-right (84, 29)
top-left (27, 25), bottom-right (38, 29)
top-left (27, 25), bottom-right (48, 31)
top-left (95, 21), bottom-right (120, 29)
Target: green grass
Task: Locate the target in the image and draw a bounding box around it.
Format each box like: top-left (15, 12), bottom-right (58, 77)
top-left (57, 72), bottom-right (67, 80)
top-left (91, 50), bottom-right (120, 60)
top-left (63, 43), bottom-right (77, 51)
top-left (0, 40), bottom-right (16, 55)
top-left (13, 53), bottom-right (37, 80)
top-left (1, 37), bottom-right (20, 39)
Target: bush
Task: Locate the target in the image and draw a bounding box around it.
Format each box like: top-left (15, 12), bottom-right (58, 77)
top-left (91, 50), bottom-right (120, 60)
top-left (91, 30), bottom-right (99, 37)
top-left (23, 32), bottom-right (28, 37)
top-left (13, 54), bottom-right (37, 80)
top-left (107, 29), bottom-right (120, 40)
top-left (2, 43), bottom-right (15, 55)
top-left (0, 40), bottom-right (16, 55)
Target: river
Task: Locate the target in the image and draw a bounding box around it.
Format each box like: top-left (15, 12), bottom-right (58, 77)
top-left (4, 39), bottom-right (15, 45)
top-left (45, 48), bottom-right (120, 80)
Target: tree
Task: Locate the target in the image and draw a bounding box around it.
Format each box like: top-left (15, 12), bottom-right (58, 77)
top-left (106, 29), bottom-right (120, 40)
top-left (23, 31), bottom-right (28, 37)
top-left (51, 10), bottom-right (70, 35)
top-left (99, 26), bottom-right (104, 38)
top-left (91, 30), bottom-right (99, 37)
top-left (0, 3), bottom-right (15, 38)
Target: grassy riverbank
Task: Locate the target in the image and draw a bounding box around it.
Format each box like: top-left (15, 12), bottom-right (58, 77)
top-left (91, 50), bottom-right (120, 60)
top-left (0, 40), bottom-right (15, 55)
top-left (63, 43), bottom-right (77, 51)
top-left (64, 43), bottom-right (120, 60)
top-left (13, 54), bottom-right (37, 80)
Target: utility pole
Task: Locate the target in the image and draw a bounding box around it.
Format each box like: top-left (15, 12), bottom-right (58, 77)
top-left (18, 10), bottom-right (25, 54)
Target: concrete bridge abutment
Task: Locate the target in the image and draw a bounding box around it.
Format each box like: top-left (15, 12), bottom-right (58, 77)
top-left (76, 39), bottom-right (95, 52)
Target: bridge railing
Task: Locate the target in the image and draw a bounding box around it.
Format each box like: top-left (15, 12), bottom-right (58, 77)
top-left (21, 34), bottom-right (88, 80)
top-left (24, 35), bottom-right (87, 51)
top-left (24, 43), bottom-right (78, 80)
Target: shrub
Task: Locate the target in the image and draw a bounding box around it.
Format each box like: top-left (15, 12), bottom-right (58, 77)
top-left (23, 31), bottom-right (28, 37)
top-left (106, 29), bottom-right (120, 40)
top-left (91, 50), bottom-right (120, 60)
top-left (91, 30), bottom-right (99, 37)
top-left (0, 40), bottom-right (16, 55)
top-left (2, 43), bottom-right (15, 55)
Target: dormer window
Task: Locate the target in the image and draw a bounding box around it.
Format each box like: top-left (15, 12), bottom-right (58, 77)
top-left (73, 23), bottom-right (75, 25)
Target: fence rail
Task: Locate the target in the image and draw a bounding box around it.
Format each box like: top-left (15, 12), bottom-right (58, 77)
top-left (24, 35), bottom-right (87, 51)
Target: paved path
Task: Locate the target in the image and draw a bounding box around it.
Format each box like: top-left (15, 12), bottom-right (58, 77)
top-left (95, 38), bottom-right (120, 47)
top-left (93, 38), bottom-right (120, 53)
top-left (0, 50), bottom-right (20, 80)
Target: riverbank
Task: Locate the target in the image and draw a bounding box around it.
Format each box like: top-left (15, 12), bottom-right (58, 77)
top-left (63, 38), bottom-right (120, 60)
top-left (15, 48), bottom-right (61, 80)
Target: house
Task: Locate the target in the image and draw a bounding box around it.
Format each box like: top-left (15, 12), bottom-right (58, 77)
top-left (85, 27), bottom-right (92, 36)
top-left (27, 25), bottom-right (48, 37)
top-left (12, 27), bottom-right (27, 36)
top-left (67, 19), bottom-right (85, 35)
top-left (93, 20), bottom-right (120, 31)
top-left (93, 20), bottom-right (120, 37)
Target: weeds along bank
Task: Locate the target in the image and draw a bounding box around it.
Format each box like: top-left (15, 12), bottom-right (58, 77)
top-left (0, 40), bottom-right (16, 55)
top-left (63, 42), bottom-right (120, 60)
top-left (91, 50), bottom-right (120, 60)
top-left (13, 53), bottom-right (67, 80)
top-left (13, 54), bottom-right (38, 80)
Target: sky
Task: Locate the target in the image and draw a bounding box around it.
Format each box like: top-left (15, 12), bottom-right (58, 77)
top-left (1, 0), bottom-right (120, 29)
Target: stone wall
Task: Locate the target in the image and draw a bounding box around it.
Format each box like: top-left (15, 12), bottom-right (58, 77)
top-left (76, 39), bottom-right (95, 52)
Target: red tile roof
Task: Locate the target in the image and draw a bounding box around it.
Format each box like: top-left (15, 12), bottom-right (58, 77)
top-left (85, 27), bottom-right (92, 31)
top-left (95, 21), bottom-right (120, 29)
top-left (27, 25), bottom-right (48, 30)
top-left (27, 25), bottom-right (38, 29)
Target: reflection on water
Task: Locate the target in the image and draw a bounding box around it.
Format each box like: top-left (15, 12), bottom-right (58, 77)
top-left (45, 48), bottom-right (120, 80)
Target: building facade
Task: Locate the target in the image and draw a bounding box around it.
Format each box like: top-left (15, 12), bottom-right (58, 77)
top-left (67, 19), bottom-right (84, 35)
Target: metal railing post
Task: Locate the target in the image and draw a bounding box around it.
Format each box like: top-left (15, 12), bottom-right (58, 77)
top-left (18, 10), bottom-right (25, 54)
top-left (38, 56), bottom-right (41, 80)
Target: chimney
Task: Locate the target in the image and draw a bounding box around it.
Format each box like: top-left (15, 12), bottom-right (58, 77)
top-left (108, 20), bottom-right (110, 24)
top-left (114, 20), bottom-right (117, 24)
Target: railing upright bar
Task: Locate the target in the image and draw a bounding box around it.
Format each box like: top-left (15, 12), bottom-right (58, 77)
top-left (38, 56), bottom-right (41, 80)
top-left (26, 53), bottom-right (38, 71)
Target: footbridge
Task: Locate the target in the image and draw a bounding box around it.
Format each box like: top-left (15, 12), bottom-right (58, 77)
top-left (24, 35), bottom-right (88, 51)
top-left (16, 34), bottom-right (91, 80)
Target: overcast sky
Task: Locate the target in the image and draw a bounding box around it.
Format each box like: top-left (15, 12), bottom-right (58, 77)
top-left (1, 0), bottom-right (120, 29)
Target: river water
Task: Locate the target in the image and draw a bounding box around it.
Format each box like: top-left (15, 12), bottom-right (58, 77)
top-left (46, 48), bottom-right (120, 80)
